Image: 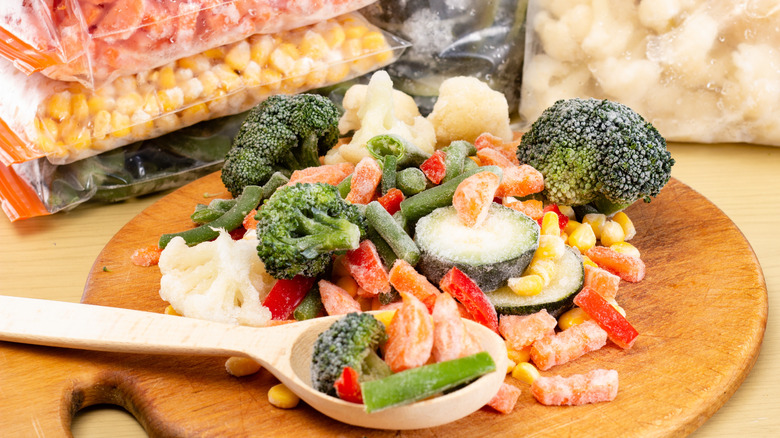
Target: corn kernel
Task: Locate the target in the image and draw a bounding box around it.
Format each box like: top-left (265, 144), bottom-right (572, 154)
top-left (180, 77), bottom-right (204, 103)
top-left (113, 76), bottom-right (138, 95)
top-left (361, 31), bottom-right (387, 52)
top-left (284, 58), bottom-right (314, 90)
top-left (154, 113), bottom-right (180, 132)
top-left (198, 70), bottom-right (220, 96)
top-left (558, 307), bottom-right (591, 330)
top-left (225, 40), bottom-right (251, 72)
top-left (512, 362), bottom-right (540, 384)
top-left (203, 47), bottom-right (225, 59)
top-left (600, 220), bottom-right (626, 247)
top-left (374, 310), bottom-right (396, 329)
top-left (507, 274), bottom-right (544, 296)
top-left (250, 34), bottom-right (275, 66)
top-left (259, 68), bottom-right (283, 92)
top-left (344, 24), bottom-right (368, 39)
top-left (371, 49), bottom-right (394, 65)
top-left (116, 92), bottom-right (144, 115)
top-left (507, 347), bottom-right (531, 364)
top-left (305, 62), bottom-right (328, 88)
top-left (268, 383), bottom-right (300, 409)
top-left (301, 30), bottom-right (329, 60)
top-left (225, 356), bottom-right (262, 377)
top-left (568, 222), bottom-right (597, 253)
top-left (564, 219), bottom-right (581, 236)
top-left (612, 211), bottom-right (637, 240)
top-left (524, 258), bottom-right (556, 286)
top-left (175, 68), bottom-right (194, 83)
top-left (536, 234), bottom-right (566, 260)
top-left (180, 103), bottom-right (209, 126)
top-left (212, 64), bottom-right (244, 92)
top-left (163, 305), bottom-right (180, 316)
top-left (130, 110), bottom-right (154, 137)
top-left (269, 46), bottom-right (296, 76)
top-left (242, 61), bottom-right (263, 87)
top-left (178, 54), bottom-right (211, 74)
top-left (158, 65), bottom-right (177, 89)
top-left (71, 94), bottom-right (89, 121)
top-left (157, 87), bottom-right (184, 112)
top-left (506, 359), bottom-right (517, 374)
top-left (342, 38), bottom-right (363, 59)
top-left (326, 62), bottom-right (350, 83)
top-left (324, 23), bottom-right (346, 48)
top-left (612, 303), bottom-right (627, 317)
top-left (541, 211), bottom-right (561, 236)
top-left (47, 91), bottom-right (72, 121)
top-left (610, 241), bottom-right (641, 258)
top-left (558, 205), bottom-right (576, 220)
top-left (88, 95), bottom-right (116, 114)
top-left (582, 255), bottom-right (598, 268)
top-left (61, 119), bottom-right (91, 150)
top-left (109, 111), bottom-right (131, 138)
top-left (582, 213), bottom-right (607, 239)
top-left (207, 90), bottom-right (229, 114)
top-left (92, 110), bottom-right (111, 139)
top-left (336, 275), bottom-right (359, 297)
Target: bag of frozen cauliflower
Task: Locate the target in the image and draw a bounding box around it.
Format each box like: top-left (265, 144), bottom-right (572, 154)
top-left (519, 0), bottom-right (780, 146)
top-left (0, 12), bottom-right (407, 166)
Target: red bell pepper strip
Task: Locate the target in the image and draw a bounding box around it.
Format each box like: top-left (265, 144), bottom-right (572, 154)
top-left (573, 286), bottom-right (638, 349)
top-left (420, 150), bottom-right (447, 185)
top-left (261, 275), bottom-right (316, 320)
top-left (345, 240), bottom-right (391, 295)
top-left (439, 267), bottom-right (499, 333)
top-left (376, 188), bottom-right (405, 216)
top-left (334, 366), bottom-right (363, 403)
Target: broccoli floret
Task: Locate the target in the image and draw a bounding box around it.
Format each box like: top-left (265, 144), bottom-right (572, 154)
top-left (311, 312), bottom-right (391, 397)
top-left (221, 94), bottom-right (341, 196)
top-left (517, 98), bottom-right (675, 215)
top-left (256, 182), bottom-right (368, 279)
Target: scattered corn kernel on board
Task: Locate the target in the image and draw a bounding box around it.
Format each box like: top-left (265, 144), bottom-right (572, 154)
top-left (0, 171), bottom-right (766, 436)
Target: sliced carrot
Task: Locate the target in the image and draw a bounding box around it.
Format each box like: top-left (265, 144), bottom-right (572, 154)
top-left (288, 162), bottom-right (355, 186)
top-left (431, 293), bottom-right (467, 362)
top-left (474, 132), bottom-right (520, 165)
top-left (476, 147), bottom-right (515, 168)
top-left (384, 292), bottom-right (434, 373)
top-left (452, 171), bottom-right (500, 227)
top-left (318, 279), bottom-right (361, 316)
top-left (130, 244), bottom-right (162, 267)
top-left (499, 310), bottom-right (557, 351)
top-left (495, 165), bottom-right (545, 198)
top-left (388, 259), bottom-right (440, 312)
top-left (502, 197), bottom-right (544, 221)
top-left (585, 246), bottom-right (646, 283)
top-left (486, 382), bottom-right (522, 414)
top-left (345, 157), bottom-right (382, 204)
top-left (530, 320), bottom-right (607, 371)
top-left (345, 240), bottom-right (391, 296)
top-left (531, 369), bottom-right (619, 406)
top-left (584, 264), bottom-right (621, 301)
top-left (95, 0), bottom-right (146, 42)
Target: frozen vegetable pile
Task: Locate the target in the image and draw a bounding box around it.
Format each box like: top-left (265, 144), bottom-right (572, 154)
top-left (135, 70), bottom-right (674, 417)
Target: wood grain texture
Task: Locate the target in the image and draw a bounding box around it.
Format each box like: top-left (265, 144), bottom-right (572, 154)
top-left (0, 172), bottom-right (767, 437)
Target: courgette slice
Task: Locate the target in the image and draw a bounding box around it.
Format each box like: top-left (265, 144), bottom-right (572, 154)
top-left (414, 204), bottom-right (539, 291)
top-left (486, 246), bottom-right (584, 317)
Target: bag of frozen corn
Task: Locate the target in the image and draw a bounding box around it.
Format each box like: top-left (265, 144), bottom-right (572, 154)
top-left (518, 0), bottom-right (780, 146)
top-left (0, 12), bottom-right (407, 166)
top-left (0, 0), bottom-right (378, 88)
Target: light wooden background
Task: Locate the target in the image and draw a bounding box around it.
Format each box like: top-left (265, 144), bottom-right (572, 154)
top-left (1, 141), bottom-right (778, 437)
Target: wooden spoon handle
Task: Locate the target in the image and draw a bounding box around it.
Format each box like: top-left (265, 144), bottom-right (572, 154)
top-left (0, 295), bottom-right (255, 358)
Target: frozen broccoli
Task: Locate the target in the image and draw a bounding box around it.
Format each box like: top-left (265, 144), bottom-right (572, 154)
top-left (311, 312), bottom-right (391, 397)
top-left (221, 94), bottom-right (340, 196)
top-left (517, 98), bottom-right (675, 215)
top-left (256, 182), bottom-right (368, 279)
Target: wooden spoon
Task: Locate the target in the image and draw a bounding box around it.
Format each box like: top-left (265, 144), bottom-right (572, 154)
top-left (0, 295), bottom-right (507, 430)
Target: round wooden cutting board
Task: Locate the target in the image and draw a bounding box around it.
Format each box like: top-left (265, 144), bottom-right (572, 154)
top-left (0, 172), bottom-right (767, 437)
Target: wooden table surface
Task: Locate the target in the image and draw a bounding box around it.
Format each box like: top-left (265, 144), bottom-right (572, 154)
top-left (1, 142), bottom-right (778, 437)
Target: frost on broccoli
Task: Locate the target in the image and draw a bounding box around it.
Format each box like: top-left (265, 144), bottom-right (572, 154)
top-left (311, 312), bottom-right (390, 397)
top-left (221, 94), bottom-right (341, 196)
top-left (256, 182), bottom-right (368, 279)
top-left (517, 98), bottom-right (674, 215)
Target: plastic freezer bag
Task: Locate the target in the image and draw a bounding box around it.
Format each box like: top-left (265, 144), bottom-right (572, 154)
top-left (0, 0), bottom-right (378, 88)
top-left (0, 12), bottom-right (408, 166)
top-left (0, 111), bottom-right (246, 222)
top-left (361, 0), bottom-right (528, 116)
top-left (518, 0), bottom-right (780, 146)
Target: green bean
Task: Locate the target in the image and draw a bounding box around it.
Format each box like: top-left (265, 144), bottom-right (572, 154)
top-left (396, 167), bottom-right (427, 196)
top-left (366, 201), bottom-right (420, 266)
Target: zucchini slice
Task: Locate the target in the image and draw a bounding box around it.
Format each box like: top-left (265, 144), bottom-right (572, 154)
top-left (486, 246), bottom-right (584, 317)
top-left (414, 204), bottom-right (539, 291)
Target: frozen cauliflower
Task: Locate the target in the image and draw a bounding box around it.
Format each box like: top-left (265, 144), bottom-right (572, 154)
top-left (427, 76), bottom-right (513, 148)
top-left (159, 230), bottom-right (274, 327)
top-left (324, 70), bottom-right (436, 165)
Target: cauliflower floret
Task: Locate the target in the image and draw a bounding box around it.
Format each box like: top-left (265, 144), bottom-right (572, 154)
top-left (591, 57), bottom-right (662, 108)
top-left (519, 54), bottom-right (591, 125)
top-left (534, 8), bottom-right (590, 62)
top-left (159, 230), bottom-right (274, 327)
top-left (427, 76), bottom-right (513, 148)
top-left (638, 0), bottom-right (682, 34)
top-left (581, 0), bottom-right (638, 59)
top-left (324, 70), bottom-right (436, 165)
top-left (337, 82), bottom-right (422, 134)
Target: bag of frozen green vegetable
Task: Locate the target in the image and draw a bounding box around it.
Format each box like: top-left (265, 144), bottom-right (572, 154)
top-left (360, 0), bottom-right (529, 116)
top-left (0, 112), bottom-right (245, 222)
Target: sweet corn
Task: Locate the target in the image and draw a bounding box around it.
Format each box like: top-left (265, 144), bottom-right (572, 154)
top-left (541, 211), bottom-right (561, 236)
top-left (600, 220), bottom-right (626, 247)
top-left (558, 205), bottom-right (576, 220)
top-left (374, 309), bottom-right (396, 329)
top-left (558, 307), bottom-right (591, 330)
top-left (582, 255), bottom-right (598, 268)
top-left (268, 383), bottom-right (300, 409)
top-left (524, 258), bottom-right (556, 286)
top-left (610, 242), bottom-right (641, 258)
top-left (506, 359), bottom-right (517, 374)
top-left (225, 356), bottom-right (262, 377)
top-left (512, 362), bottom-right (541, 384)
top-left (507, 274), bottom-right (544, 296)
top-left (32, 13), bottom-right (396, 163)
top-left (536, 234), bottom-right (566, 259)
top-left (163, 304), bottom-right (180, 316)
top-left (568, 222), bottom-right (597, 253)
top-left (563, 219), bottom-right (581, 236)
top-left (507, 347), bottom-right (531, 364)
top-left (582, 213), bottom-right (607, 239)
top-left (612, 212), bottom-right (637, 240)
